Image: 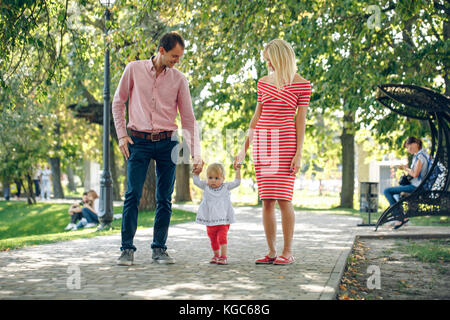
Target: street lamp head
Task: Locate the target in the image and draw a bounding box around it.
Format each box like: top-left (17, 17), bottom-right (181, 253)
top-left (99, 0), bottom-right (116, 8)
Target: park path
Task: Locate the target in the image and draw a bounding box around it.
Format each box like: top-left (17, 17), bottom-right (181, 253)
top-left (0, 203), bottom-right (448, 300)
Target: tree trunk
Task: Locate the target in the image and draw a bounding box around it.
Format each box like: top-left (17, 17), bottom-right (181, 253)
top-left (49, 157), bottom-right (65, 199)
top-left (14, 178), bottom-right (23, 198)
top-left (25, 173), bottom-right (36, 204)
top-left (339, 111), bottom-right (355, 209)
top-left (138, 159), bottom-right (156, 211)
top-left (67, 166), bottom-right (77, 192)
top-left (175, 163), bottom-right (192, 202)
top-left (50, 122), bottom-right (64, 199)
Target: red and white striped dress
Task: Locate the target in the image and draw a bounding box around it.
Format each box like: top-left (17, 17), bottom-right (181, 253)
top-left (253, 79), bottom-right (311, 201)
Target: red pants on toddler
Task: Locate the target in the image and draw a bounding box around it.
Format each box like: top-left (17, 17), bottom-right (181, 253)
top-left (206, 224), bottom-right (230, 251)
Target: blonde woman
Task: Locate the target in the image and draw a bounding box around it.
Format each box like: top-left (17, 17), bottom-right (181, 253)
top-left (233, 39), bottom-right (311, 265)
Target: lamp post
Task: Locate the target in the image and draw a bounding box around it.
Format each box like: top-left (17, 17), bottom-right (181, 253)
top-left (97, 0), bottom-right (116, 231)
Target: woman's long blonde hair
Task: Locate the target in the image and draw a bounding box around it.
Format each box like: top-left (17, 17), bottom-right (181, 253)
top-left (263, 39), bottom-right (297, 88)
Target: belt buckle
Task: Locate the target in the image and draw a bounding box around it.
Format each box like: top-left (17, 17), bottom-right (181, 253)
top-left (151, 133), bottom-right (160, 141)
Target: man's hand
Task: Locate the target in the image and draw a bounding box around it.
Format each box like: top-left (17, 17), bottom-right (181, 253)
top-left (192, 157), bottom-right (204, 175)
top-left (119, 136), bottom-right (134, 160)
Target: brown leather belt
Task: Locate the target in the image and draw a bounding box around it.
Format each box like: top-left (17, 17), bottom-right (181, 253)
top-left (130, 130), bottom-right (173, 142)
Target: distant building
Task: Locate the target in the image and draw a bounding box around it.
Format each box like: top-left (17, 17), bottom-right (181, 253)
top-left (357, 144), bottom-right (403, 197)
top-left (84, 160), bottom-right (100, 194)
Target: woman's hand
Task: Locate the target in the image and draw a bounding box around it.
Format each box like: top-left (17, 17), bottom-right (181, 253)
top-left (290, 153), bottom-right (301, 176)
top-left (233, 151), bottom-right (246, 170)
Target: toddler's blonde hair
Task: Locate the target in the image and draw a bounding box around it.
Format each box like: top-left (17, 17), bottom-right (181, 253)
top-left (206, 163), bottom-right (225, 178)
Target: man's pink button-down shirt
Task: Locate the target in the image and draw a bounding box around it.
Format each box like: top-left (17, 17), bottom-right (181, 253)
top-left (112, 58), bottom-right (201, 158)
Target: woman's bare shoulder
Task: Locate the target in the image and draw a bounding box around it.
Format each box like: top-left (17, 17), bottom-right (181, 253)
top-left (293, 73), bottom-right (309, 84)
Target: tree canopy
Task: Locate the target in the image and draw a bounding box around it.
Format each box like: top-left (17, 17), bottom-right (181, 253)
top-left (0, 0), bottom-right (448, 206)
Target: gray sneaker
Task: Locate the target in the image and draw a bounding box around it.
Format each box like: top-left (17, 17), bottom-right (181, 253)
top-left (152, 248), bottom-right (175, 264)
top-left (117, 249), bottom-right (134, 266)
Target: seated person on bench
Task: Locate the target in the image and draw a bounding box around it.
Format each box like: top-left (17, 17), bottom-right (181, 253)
top-left (383, 137), bottom-right (429, 230)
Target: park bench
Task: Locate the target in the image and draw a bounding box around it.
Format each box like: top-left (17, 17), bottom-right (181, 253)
top-left (374, 84), bottom-right (450, 231)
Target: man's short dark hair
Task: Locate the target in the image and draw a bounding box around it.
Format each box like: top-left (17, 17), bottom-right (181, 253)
top-left (159, 32), bottom-right (185, 52)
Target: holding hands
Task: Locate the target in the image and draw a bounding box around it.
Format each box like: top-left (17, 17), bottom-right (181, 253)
top-left (233, 151), bottom-right (245, 170)
top-left (192, 156), bottom-right (205, 175)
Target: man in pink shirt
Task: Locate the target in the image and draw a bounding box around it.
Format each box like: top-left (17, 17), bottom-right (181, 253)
top-left (113, 32), bottom-right (203, 266)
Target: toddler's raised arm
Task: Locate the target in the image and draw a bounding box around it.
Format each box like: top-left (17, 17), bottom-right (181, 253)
top-left (226, 179), bottom-right (241, 190)
top-left (192, 174), bottom-right (207, 190)
top-left (227, 167), bottom-right (241, 190)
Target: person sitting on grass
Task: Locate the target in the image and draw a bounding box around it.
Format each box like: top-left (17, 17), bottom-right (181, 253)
top-left (72, 190), bottom-right (100, 231)
top-left (64, 191), bottom-right (88, 231)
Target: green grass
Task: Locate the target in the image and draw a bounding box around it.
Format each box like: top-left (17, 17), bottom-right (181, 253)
top-left (397, 239), bottom-right (450, 263)
top-left (2, 187), bottom-right (449, 251)
top-left (234, 189), bottom-right (450, 227)
top-left (63, 187), bottom-right (83, 199)
top-left (205, 182), bottom-right (450, 227)
top-left (292, 191), bottom-right (450, 226)
top-left (0, 201), bottom-right (196, 250)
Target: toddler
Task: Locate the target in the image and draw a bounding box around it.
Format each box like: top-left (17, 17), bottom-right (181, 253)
top-left (193, 163), bottom-right (241, 265)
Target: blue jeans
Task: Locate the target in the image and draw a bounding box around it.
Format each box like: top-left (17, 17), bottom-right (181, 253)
top-left (120, 135), bottom-right (178, 252)
top-left (383, 184), bottom-right (416, 220)
top-left (75, 208), bottom-right (99, 228)
top-left (33, 180), bottom-right (40, 197)
top-left (82, 207), bottom-right (99, 224)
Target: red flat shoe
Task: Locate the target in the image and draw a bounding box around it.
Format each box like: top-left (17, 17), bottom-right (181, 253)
top-left (255, 255), bottom-right (277, 264)
top-left (210, 255), bottom-right (219, 264)
top-left (273, 256), bottom-right (294, 265)
top-left (217, 256), bottom-right (228, 265)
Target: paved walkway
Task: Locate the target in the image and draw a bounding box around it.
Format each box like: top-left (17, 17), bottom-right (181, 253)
top-left (0, 203), bottom-right (449, 300)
